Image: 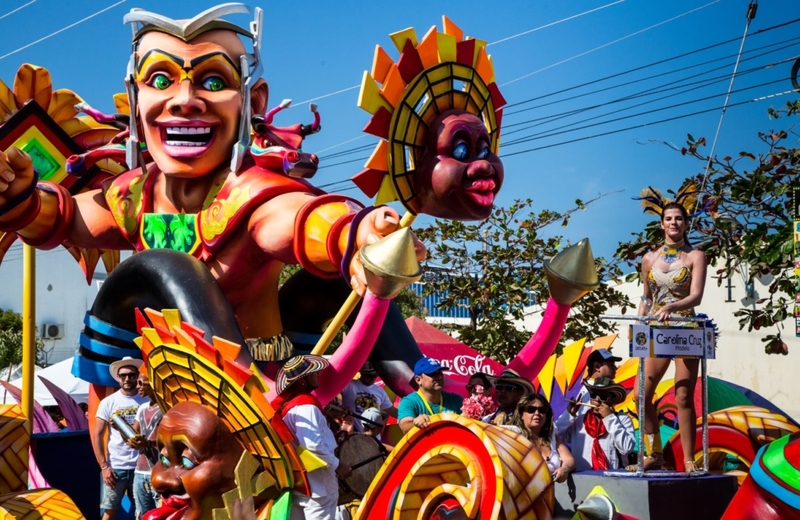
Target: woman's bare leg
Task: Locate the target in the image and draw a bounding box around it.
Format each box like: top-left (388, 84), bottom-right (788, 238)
top-left (674, 357), bottom-right (700, 469)
top-left (634, 357), bottom-right (671, 436)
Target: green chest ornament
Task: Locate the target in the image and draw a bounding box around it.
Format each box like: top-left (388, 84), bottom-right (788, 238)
top-left (140, 213), bottom-right (201, 254)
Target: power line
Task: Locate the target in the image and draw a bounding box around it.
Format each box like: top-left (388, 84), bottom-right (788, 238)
top-left (0, 0), bottom-right (36, 22)
top-left (503, 55), bottom-right (797, 138)
top-left (500, 0), bottom-right (722, 87)
top-left (291, 2), bottom-right (628, 109)
top-left (498, 89), bottom-right (796, 158)
top-left (502, 77), bottom-right (787, 147)
top-left (504, 35), bottom-right (800, 118)
top-left (0, 0), bottom-right (127, 61)
top-left (504, 16), bottom-right (800, 109)
top-left (309, 17), bottom-right (800, 169)
top-left (487, 0), bottom-right (624, 47)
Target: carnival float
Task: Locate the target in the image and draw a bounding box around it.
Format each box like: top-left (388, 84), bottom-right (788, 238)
top-left (0, 3), bottom-right (797, 520)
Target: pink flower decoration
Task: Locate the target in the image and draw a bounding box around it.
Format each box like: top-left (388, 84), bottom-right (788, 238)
top-left (462, 386), bottom-right (496, 419)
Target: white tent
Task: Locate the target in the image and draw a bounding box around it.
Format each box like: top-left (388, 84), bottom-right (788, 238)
top-left (1, 357), bottom-right (89, 407)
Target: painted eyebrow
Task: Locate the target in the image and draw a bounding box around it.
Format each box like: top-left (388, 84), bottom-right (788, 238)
top-left (189, 52), bottom-right (241, 74)
top-left (137, 49), bottom-right (184, 73)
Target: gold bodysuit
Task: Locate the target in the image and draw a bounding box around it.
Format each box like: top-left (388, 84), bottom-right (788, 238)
top-left (648, 263), bottom-right (696, 325)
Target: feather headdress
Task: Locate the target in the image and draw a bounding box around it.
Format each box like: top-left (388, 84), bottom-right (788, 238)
top-left (636, 181), bottom-right (703, 217)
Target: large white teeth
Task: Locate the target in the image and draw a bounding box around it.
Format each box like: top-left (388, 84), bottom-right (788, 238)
top-left (165, 127), bottom-right (211, 135)
top-left (165, 140), bottom-right (206, 147)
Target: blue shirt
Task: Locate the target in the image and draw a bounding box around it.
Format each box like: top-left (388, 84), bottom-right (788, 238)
top-left (398, 391), bottom-right (463, 421)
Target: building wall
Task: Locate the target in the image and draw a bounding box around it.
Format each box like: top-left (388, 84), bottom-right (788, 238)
top-left (0, 245), bottom-right (127, 366)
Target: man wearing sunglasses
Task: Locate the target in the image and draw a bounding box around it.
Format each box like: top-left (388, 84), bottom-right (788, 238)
top-left (483, 369), bottom-right (535, 426)
top-left (398, 358), bottom-right (463, 434)
top-left (92, 357), bottom-right (149, 520)
top-left (555, 377), bottom-right (634, 471)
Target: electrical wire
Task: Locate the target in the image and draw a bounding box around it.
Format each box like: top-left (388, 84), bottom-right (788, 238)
top-left (311, 18), bottom-right (800, 171)
top-left (501, 77), bottom-right (787, 147)
top-left (503, 55), bottom-right (798, 138)
top-left (498, 88), bottom-right (796, 159)
top-left (291, 2), bottom-right (628, 108)
top-left (504, 16), bottom-right (800, 109)
top-left (691, 0), bottom-right (759, 227)
top-left (504, 35), bottom-right (800, 118)
top-left (0, 0), bottom-right (36, 22)
top-left (500, 0), bottom-right (722, 87)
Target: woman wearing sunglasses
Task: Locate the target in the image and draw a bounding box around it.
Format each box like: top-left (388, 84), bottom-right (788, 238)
top-left (518, 393), bottom-right (575, 483)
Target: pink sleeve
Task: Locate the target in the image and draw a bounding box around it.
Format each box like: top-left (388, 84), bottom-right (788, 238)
top-left (506, 297), bottom-right (571, 380)
top-left (313, 291), bottom-right (390, 405)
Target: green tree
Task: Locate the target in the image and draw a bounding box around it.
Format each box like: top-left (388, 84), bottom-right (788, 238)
top-left (0, 308), bottom-right (45, 370)
top-left (615, 100), bottom-right (800, 355)
top-left (416, 198), bottom-right (632, 362)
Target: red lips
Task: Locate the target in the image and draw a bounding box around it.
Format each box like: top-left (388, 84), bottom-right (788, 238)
top-left (142, 495), bottom-right (189, 520)
top-left (464, 178), bottom-right (497, 207)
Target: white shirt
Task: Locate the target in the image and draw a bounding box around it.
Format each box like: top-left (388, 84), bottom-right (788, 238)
top-left (555, 400), bottom-right (634, 471)
top-left (340, 379), bottom-right (392, 432)
top-left (96, 390), bottom-right (148, 470)
top-left (283, 403), bottom-right (340, 497)
top-left (543, 428), bottom-right (563, 475)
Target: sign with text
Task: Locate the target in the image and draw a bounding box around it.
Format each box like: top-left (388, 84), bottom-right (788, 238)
top-left (629, 324), bottom-right (651, 358)
top-left (629, 324), bottom-right (710, 358)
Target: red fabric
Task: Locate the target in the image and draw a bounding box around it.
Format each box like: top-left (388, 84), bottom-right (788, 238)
top-left (271, 392), bottom-right (324, 418)
top-left (583, 411), bottom-right (610, 470)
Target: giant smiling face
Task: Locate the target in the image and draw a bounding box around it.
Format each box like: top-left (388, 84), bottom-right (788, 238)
top-left (135, 30), bottom-right (265, 177)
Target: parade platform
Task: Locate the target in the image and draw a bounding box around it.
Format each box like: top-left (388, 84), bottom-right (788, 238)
top-left (554, 470), bottom-right (738, 520)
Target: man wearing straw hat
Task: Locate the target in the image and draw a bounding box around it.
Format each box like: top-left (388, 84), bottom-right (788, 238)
top-left (273, 355), bottom-right (353, 519)
top-left (92, 356), bottom-right (149, 520)
top-left (555, 377), bottom-right (634, 472)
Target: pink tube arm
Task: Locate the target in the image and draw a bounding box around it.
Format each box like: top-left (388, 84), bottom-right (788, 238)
top-left (506, 297), bottom-right (571, 380)
top-left (313, 291), bottom-right (390, 405)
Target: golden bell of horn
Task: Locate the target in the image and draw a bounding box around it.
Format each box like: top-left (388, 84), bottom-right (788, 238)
top-left (359, 228), bottom-right (422, 299)
top-left (544, 238), bottom-right (600, 305)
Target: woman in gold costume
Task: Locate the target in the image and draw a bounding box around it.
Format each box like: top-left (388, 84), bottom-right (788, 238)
top-left (634, 192), bottom-right (707, 472)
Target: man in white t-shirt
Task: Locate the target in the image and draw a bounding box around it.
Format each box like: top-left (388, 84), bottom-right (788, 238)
top-left (92, 357), bottom-right (149, 520)
top-left (341, 362), bottom-right (396, 432)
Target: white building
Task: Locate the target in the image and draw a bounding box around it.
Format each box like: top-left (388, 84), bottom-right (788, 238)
top-left (0, 244), bottom-right (130, 365)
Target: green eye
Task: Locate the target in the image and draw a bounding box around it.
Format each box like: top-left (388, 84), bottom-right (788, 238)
top-left (202, 77), bottom-right (225, 92)
top-left (151, 74), bottom-right (172, 90)
top-left (181, 456), bottom-right (197, 469)
top-left (160, 454), bottom-right (171, 468)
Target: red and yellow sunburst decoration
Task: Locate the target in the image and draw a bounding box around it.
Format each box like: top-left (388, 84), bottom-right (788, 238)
top-left (0, 64), bottom-right (128, 281)
top-left (351, 17), bottom-right (506, 214)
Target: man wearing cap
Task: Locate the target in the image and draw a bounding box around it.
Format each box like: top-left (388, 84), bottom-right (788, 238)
top-left (341, 362), bottom-right (397, 433)
top-left (272, 355), bottom-right (352, 519)
top-left (555, 377), bottom-right (634, 471)
top-left (566, 348), bottom-right (622, 416)
top-left (482, 369), bottom-right (535, 427)
top-left (397, 358), bottom-right (463, 434)
top-left (92, 357), bottom-right (149, 520)
top-left (361, 408), bottom-right (393, 454)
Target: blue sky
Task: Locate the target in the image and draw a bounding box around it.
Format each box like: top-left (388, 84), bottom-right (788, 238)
top-left (1, 0), bottom-right (798, 265)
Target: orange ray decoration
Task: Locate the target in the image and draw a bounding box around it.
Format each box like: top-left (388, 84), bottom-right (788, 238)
top-left (0, 64), bottom-right (124, 281)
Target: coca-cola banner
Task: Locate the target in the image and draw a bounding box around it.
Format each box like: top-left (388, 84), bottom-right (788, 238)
top-left (405, 317), bottom-right (505, 397)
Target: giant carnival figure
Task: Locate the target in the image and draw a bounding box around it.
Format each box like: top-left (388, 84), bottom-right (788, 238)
top-left (0, 6), bottom-right (603, 519)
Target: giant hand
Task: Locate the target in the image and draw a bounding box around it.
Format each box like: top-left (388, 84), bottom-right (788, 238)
top-left (350, 206), bottom-right (426, 295)
top-left (0, 148), bottom-right (35, 219)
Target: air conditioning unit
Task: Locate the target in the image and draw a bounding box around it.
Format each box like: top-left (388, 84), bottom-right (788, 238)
top-left (41, 324), bottom-right (65, 340)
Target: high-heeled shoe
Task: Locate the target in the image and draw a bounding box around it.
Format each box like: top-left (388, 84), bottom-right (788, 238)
top-left (684, 460), bottom-right (703, 473)
top-left (625, 451), bottom-right (665, 472)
